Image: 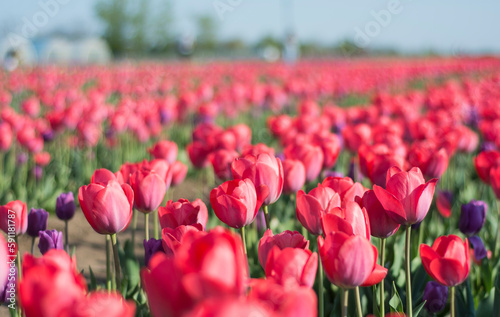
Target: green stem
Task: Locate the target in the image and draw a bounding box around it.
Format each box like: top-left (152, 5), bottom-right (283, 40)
top-left (111, 234), bottom-right (122, 291)
top-left (145, 213), bottom-right (150, 241)
top-left (31, 237), bottom-right (35, 255)
top-left (450, 286), bottom-right (456, 317)
top-left (65, 220), bottom-right (69, 253)
top-left (240, 226), bottom-right (247, 255)
top-left (341, 289), bottom-right (349, 317)
top-left (318, 255), bottom-right (324, 317)
top-left (379, 238), bottom-right (386, 317)
top-left (263, 205), bottom-right (270, 229)
top-left (405, 226), bottom-right (413, 317)
top-left (495, 200), bottom-right (500, 259)
top-left (132, 210), bottom-right (138, 247)
top-left (355, 287), bottom-right (363, 317)
top-left (106, 235), bottom-right (111, 292)
top-left (154, 210), bottom-right (159, 240)
top-left (14, 235), bottom-right (21, 280)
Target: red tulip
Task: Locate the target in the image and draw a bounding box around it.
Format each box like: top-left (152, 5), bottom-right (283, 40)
top-left (210, 179), bottom-right (267, 229)
top-left (0, 200), bottom-right (28, 235)
top-left (162, 224), bottom-right (204, 256)
top-left (265, 246), bottom-right (318, 288)
top-left (408, 142), bottom-right (449, 179)
top-left (296, 184), bottom-right (341, 235)
top-left (474, 151), bottom-right (500, 184)
top-left (187, 141), bottom-right (211, 168)
top-left (490, 167), bottom-right (500, 199)
top-left (115, 162), bottom-right (142, 184)
top-left (282, 159), bottom-right (306, 195)
top-left (0, 235), bottom-right (8, 293)
top-left (78, 180), bottom-right (134, 234)
top-left (34, 151), bottom-right (51, 167)
top-left (130, 168), bottom-right (167, 213)
top-left (19, 250), bottom-right (88, 317)
top-left (227, 124), bottom-right (252, 152)
top-left (232, 153), bottom-right (284, 205)
top-left (360, 190), bottom-right (400, 238)
top-left (318, 231), bottom-right (377, 289)
top-left (321, 201), bottom-right (370, 239)
top-left (91, 168), bottom-right (118, 185)
top-left (241, 143), bottom-right (275, 157)
top-left (420, 235), bottom-right (470, 286)
top-left (148, 140), bottom-right (178, 163)
top-left (142, 227), bottom-right (249, 317)
top-left (322, 176), bottom-right (367, 207)
top-left (284, 143), bottom-right (324, 182)
top-left (170, 161), bottom-right (188, 186)
top-left (0, 122), bottom-right (13, 151)
top-left (186, 297), bottom-right (274, 317)
top-left (258, 229), bottom-right (309, 268)
top-left (313, 133), bottom-right (341, 169)
top-left (358, 144), bottom-right (406, 186)
top-left (249, 279), bottom-right (318, 317)
top-left (210, 149), bottom-right (239, 181)
top-left (342, 123), bottom-right (372, 152)
top-left (373, 167), bottom-right (437, 225)
top-left (158, 199), bottom-right (208, 230)
top-left (69, 291), bottom-right (136, 317)
top-left (144, 159), bottom-right (173, 188)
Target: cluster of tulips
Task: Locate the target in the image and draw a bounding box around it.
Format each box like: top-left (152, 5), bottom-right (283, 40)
top-left (1, 58), bottom-right (500, 316)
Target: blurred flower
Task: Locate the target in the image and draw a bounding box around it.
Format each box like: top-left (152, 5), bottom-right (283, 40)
top-left (423, 281), bottom-right (448, 313)
top-left (469, 236), bottom-right (487, 261)
top-left (436, 190), bottom-right (453, 218)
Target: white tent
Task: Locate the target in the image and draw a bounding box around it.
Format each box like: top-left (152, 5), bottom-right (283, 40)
top-left (73, 37), bottom-right (111, 64)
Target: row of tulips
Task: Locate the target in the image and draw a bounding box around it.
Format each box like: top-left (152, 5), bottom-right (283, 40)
top-left (1, 59), bottom-right (500, 316)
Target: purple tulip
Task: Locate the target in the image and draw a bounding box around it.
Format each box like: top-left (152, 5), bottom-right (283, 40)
top-left (16, 153), bottom-right (28, 166)
top-left (423, 281), bottom-right (448, 313)
top-left (143, 238), bottom-right (164, 267)
top-left (469, 236), bottom-right (487, 261)
top-left (38, 230), bottom-right (64, 255)
top-left (27, 208), bottom-right (49, 238)
top-left (459, 200), bottom-right (487, 236)
top-left (32, 166), bottom-right (43, 180)
top-left (56, 192), bottom-right (76, 221)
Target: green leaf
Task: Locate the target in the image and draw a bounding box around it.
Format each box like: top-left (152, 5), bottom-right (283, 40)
top-left (389, 282), bottom-right (404, 313)
top-left (476, 290), bottom-right (494, 317)
top-left (494, 271), bottom-right (500, 317)
top-left (88, 266), bottom-right (97, 291)
top-left (413, 300), bottom-right (426, 317)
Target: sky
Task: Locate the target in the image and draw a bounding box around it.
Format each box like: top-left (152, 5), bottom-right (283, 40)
top-left (1, 0), bottom-right (500, 54)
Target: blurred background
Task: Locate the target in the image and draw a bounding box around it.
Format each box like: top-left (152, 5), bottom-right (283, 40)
top-left (1, 0), bottom-right (499, 66)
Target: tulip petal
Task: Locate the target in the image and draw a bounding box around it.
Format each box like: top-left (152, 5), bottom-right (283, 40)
top-left (373, 185), bottom-right (406, 224)
top-left (361, 264), bottom-right (388, 287)
top-left (429, 258), bottom-right (467, 286)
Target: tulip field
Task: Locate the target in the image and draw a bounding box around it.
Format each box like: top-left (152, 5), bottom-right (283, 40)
top-left (2, 57), bottom-right (500, 317)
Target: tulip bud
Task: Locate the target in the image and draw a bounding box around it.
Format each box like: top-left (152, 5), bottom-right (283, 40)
top-left (459, 200), bottom-right (487, 236)
top-left (55, 192), bottom-right (76, 221)
top-left (27, 208), bottom-right (49, 238)
top-left (38, 230), bottom-right (64, 255)
top-left (423, 281), bottom-right (448, 313)
top-left (143, 238), bottom-right (164, 267)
